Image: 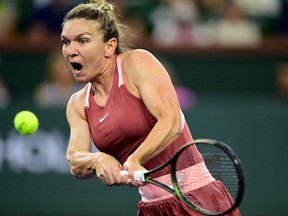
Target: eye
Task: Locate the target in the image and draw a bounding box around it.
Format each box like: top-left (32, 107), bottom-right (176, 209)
top-left (61, 38), bottom-right (69, 46)
top-left (79, 38), bottom-right (88, 45)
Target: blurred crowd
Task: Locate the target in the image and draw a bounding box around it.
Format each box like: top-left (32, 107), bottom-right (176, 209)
top-left (0, 0), bottom-right (288, 49)
top-left (0, 0), bottom-right (80, 50)
top-left (1, 0), bottom-right (288, 109)
top-left (124, 0), bottom-right (288, 47)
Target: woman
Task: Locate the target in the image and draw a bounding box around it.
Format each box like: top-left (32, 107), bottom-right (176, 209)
top-left (62, 0), bottom-right (240, 215)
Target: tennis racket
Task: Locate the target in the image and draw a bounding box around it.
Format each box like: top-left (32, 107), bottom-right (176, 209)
top-left (121, 138), bottom-right (245, 215)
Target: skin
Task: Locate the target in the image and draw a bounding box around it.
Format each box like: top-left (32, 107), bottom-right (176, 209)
top-left (62, 18), bottom-right (182, 186)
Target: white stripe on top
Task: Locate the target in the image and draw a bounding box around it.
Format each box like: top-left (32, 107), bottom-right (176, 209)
top-left (117, 55), bottom-right (124, 87)
top-left (85, 83), bottom-right (92, 108)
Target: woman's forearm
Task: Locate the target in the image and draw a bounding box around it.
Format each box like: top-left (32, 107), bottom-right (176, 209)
top-left (68, 151), bottom-right (97, 179)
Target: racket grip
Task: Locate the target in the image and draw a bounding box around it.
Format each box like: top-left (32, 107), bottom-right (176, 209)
top-left (134, 171), bottom-right (146, 182)
top-left (120, 170), bottom-right (146, 182)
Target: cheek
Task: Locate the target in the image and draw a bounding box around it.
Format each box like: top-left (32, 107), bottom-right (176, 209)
top-left (85, 50), bottom-right (101, 65)
top-left (61, 48), bottom-right (68, 59)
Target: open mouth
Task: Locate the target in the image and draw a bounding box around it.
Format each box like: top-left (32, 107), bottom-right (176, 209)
top-left (71, 62), bottom-right (83, 71)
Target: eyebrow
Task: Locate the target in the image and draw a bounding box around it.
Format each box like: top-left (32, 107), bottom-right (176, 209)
top-left (61, 32), bottom-right (92, 40)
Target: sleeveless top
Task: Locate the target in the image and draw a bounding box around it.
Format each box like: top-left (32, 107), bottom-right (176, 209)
top-left (84, 56), bottom-right (203, 175)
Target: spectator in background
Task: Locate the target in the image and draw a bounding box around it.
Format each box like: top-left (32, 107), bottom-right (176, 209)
top-left (149, 0), bottom-right (199, 46)
top-left (0, 0), bottom-right (17, 44)
top-left (0, 76), bottom-right (11, 109)
top-left (34, 48), bottom-right (83, 108)
top-left (0, 50), bottom-right (11, 108)
top-left (212, 1), bottom-right (262, 47)
top-left (8, 0), bottom-right (78, 49)
top-left (148, 0), bottom-right (263, 47)
top-left (234, 0), bottom-right (281, 36)
top-left (275, 62), bottom-right (288, 102)
top-left (177, 0), bottom-right (254, 46)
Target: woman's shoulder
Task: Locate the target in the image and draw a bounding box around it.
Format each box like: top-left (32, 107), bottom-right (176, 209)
top-left (121, 49), bottom-right (158, 70)
top-left (124, 49), bottom-right (154, 60)
top-left (67, 83), bottom-right (90, 107)
top-left (66, 83), bottom-right (90, 120)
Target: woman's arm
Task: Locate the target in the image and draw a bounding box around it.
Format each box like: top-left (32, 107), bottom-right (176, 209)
top-left (66, 89), bottom-right (96, 179)
top-left (122, 49), bottom-right (183, 171)
top-left (66, 88), bottom-right (125, 184)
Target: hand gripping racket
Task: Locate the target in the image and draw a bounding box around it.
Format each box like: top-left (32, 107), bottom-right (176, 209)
top-left (121, 138), bottom-right (245, 215)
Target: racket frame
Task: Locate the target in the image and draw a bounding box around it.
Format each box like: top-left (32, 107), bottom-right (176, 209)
top-left (137, 139), bottom-right (245, 216)
top-left (170, 139), bottom-right (245, 215)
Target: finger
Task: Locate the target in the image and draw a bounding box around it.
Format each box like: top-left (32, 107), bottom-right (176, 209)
top-left (132, 180), bottom-right (144, 186)
top-left (98, 173), bottom-right (110, 185)
top-left (113, 171), bottom-right (122, 183)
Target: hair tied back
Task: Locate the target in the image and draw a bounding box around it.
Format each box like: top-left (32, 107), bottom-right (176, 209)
top-left (90, 0), bottom-right (105, 7)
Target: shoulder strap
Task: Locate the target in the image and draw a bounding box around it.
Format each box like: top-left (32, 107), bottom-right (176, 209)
top-left (85, 83), bottom-right (92, 108)
top-left (117, 55), bottom-right (124, 87)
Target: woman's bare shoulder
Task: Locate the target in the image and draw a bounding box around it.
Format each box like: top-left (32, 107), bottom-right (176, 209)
top-left (121, 49), bottom-right (159, 75)
top-left (123, 49), bottom-right (155, 63)
top-left (66, 83), bottom-right (90, 118)
top-left (69, 83), bottom-right (89, 103)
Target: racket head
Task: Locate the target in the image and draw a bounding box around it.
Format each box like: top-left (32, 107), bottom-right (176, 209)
top-left (171, 139), bottom-right (245, 215)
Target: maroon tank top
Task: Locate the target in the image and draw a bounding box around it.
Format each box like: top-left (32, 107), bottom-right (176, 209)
top-left (85, 56), bottom-right (202, 173)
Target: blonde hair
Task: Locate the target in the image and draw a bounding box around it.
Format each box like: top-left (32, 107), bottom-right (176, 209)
top-left (62, 0), bottom-right (129, 54)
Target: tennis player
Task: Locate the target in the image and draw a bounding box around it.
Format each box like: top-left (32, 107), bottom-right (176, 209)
top-left (62, 0), bottom-right (241, 215)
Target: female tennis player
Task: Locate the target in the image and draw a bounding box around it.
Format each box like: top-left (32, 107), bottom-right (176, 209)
top-left (62, 0), bottom-right (241, 215)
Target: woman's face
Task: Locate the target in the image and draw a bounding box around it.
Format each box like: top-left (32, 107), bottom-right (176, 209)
top-left (61, 18), bottom-right (107, 82)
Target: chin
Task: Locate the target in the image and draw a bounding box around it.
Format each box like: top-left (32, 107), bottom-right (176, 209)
top-left (74, 76), bottom-right (87, 83)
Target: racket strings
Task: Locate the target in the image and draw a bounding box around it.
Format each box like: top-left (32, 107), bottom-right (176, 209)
top-left (200, 146), bottom-right (239, 200)
top-left (175, 146), bottom-right (215, 190)
top-left (174, 143), bottom-right (240, 214)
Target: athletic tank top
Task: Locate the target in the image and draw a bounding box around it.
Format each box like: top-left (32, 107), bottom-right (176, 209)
top-left (84, 56), bottom-right (203, 174)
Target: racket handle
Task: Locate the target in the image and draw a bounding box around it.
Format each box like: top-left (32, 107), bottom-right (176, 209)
top-left (120, 170), bottom-right (146, 182)
top-left (134, 171), bottom-right (146, 182)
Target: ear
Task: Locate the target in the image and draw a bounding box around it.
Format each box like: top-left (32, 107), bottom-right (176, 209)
top-left (105, 38), bottom-right (117, 58)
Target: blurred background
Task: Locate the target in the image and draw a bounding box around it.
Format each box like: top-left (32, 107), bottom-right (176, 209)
top-left (0, 0), bottom-right (287, 215)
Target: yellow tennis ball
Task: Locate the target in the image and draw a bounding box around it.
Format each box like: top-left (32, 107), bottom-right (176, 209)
top-left (14, 110), bottom-right (39, 135)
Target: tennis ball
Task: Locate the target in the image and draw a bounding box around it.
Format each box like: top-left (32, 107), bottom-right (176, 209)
top-left (14, 110), bottom-right (39, 135)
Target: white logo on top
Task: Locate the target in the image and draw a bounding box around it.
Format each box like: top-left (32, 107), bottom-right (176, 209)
top-left (99, 113), bottom-right (109, 123)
